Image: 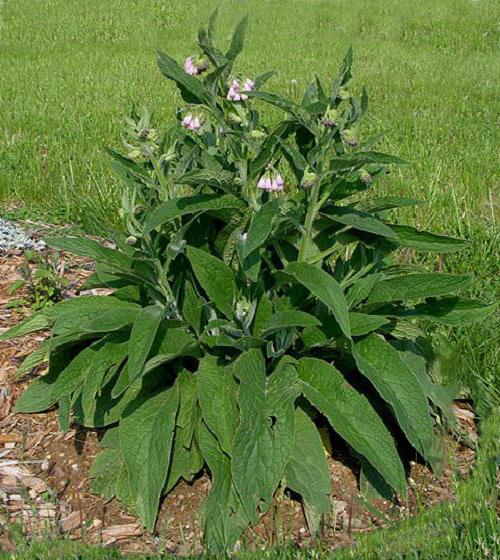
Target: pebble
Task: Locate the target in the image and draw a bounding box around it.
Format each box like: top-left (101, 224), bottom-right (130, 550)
top-left (0, 218), bottom-right (45, 252)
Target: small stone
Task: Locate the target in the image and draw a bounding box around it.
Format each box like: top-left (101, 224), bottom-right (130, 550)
top-left (41, 460), bottom-right (50, 472)
top-left (299, 527), bottom-right (306, 535)
top-left (4, 443), bottom-right (16, 449)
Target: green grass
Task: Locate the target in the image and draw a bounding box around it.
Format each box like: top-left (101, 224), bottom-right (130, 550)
top-left (1, 1), bottom-right (499, 557)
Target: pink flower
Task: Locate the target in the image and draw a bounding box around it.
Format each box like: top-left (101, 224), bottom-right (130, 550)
top-left (191, 116), bottom-right (202, 131)
top-left (271, 173), bottom-right (284, 191)
top-left (257, 174), bottom-right (273, 191)
top-left (182, 114), bottom-right (193, 129)
top-left (227, 80), bottom-right (242, 101)
top-left (184, 56), bottom-right (197, 76)
top-left (241, 79), bottom-right (254, 100)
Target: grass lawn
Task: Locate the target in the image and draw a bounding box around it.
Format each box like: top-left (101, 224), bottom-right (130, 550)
top-left (0, 0), bottom-right (499, 557)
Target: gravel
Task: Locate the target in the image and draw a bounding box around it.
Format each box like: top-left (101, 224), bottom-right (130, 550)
top-left (0, 218), bottom-right (46, 252)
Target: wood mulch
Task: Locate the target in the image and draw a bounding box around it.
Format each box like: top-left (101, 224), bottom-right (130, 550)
top-left (0, 247), bottom-right (478, 556)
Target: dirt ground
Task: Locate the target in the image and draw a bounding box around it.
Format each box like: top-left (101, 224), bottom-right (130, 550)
top-left (0, 246), bottom-right (478, 555)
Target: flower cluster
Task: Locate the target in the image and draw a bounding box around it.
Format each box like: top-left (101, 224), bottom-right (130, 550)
top-left (257, 171), bottom-right (284, 192)
top-left (227, 78), bottom-right (254, 101)
top-left (182, 113), bottom-right (203, 132)
top-left (184, 55), bottom-right (209, 76)
top-left (320, 107), bottom-right (340, 129)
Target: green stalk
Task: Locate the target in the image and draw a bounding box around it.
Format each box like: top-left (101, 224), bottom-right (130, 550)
top-left (298, 181), bottom-right (320, 262)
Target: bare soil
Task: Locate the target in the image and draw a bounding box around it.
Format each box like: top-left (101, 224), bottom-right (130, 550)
top-left (0, 249), bottom-right (477, 555)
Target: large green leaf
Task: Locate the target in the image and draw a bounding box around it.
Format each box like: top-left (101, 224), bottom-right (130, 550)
top-left (112, 306), bottom-right (163, 396)
top-left (353, 334), bottom-right (436, 466)
top-left (120, 384), bottom-right (179, 531)
top-left (232, 352), bottom-right (300, 521)
top-left (242, 200), bottom-right (279, 258)
top-left (198, 356), bottom-right (238, 456)
top-left (45, 237), bottom-right (132, 270)
top-left (165, 372), bottom-right (202, 493)
top-left (157, 50), bottom-right (212, 104)
top-left (81, 335), bottom-right (129, 421)
top-left (284, 262), bottom-right (351, 338)
top-left (197, 420), bottom-right (249, 554)
top-left (329, 151), bottom-right (407, 171)
top-left (144, 194), bottom-right (244, 234)
top-left (389, 225), bottom-right (469, 253)
top-left (349, 313), bottom-right (389, 336)
top-left (80, 307), bottom-right (140, 333)
top-left (298, 357), bottom-right (406, 495)
top-left (322, 206), bottom-right (398, 239)
top-left (363, 196), bottom-right (423, 213)
top-left (143, 326), bottom-right (197, 373)
top-left (284, 408), bottom-right (331, 534)
top-left (367, 274), bottom-right (471, 303)
top-left (186, 246), bottom-right (236, 319)
top-left (383, 298), bottom-right (497, 326)
top-left (0, 310), bottom-right (51, 341)
top-left (262, 310), bottom-right (321, 334)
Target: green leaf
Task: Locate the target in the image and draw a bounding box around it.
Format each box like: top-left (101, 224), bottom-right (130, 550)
top-left (248, 91), bottom-right (316, 133)
top-left (349, 313), bottom-right (389, 336)
top-left (298, 357), bottom-right (406, 495)
top-left (322, 206), bottom-right (398, 239)
top-left (262, 310), bottom-right (321, 334)
top-left (0, 310), bottom-right (51, 341)
top-left (51, 345), bottom-right (99, 401)
top-left (284, 262), bottom-right (351, 338)
top-left (182, 280), bottom-right (205, 335)
top-left (112, 306), bottom-right (163, 396)
top-left (389, 225), bottom-right (470, 253)
top-left (120, 384), bottom-right (179, 531)
top-left (284, 408), bottom-right (330, 534)
top-left (143, 325), bottom-right (197, 373)
top-left (144, 193), bottom-right (244, 234)
top-left (165, 372), bottom-right (202, 493)
top-left (186, 246), bottom-right (236, 319)
top-left (406, 298), bottom-right (497, 326)
top-left (367, 274), bottom-right (471, 303)
top-left (226, 15), bottom-right (248, 63)
top-left (80, 307), bottom-right (140, 333)
top-left (232, 352), bottom-right (300, 521)
top-left (353, 334), bottom-right (436, 466)
top-left (45, 237), bottom-right (132, 271)
top-left (329, 151), bottom-right (408, 171)
top-left (196, 420), bottom-right (249, 554)
top-left (175, 169), bottom-right (236, 189)
top-left (363, 196), bottom-right (424, 213)
top-left (81, 335), bottom-right (129, 421)
top-left (198, 356), bottom-right (238, 456)
top-left (157, 50), bottom-right (211, 104)
top-left (242, 200), bottom-right (279, 258)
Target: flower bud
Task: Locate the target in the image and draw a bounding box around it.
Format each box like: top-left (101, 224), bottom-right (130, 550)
top-left (338, 87), bottom-right (350, 101)
top-left (184, 56), bottom-right (197, 76)
top-left (321, 108), bottom-right (340, 129)
top-left (240, 79), bottom-right (254, 101)
top-left (182, 113), bottom-right (193, 129)
top-left (126, 236), bottom-right (137, 246)
top-left (342, 129), bottom-right (358, 147)
top-left (359, 168), bottom-right (372, 185)
top-left (249, 129), bottom-right (266, 140)
top-left (301, 168), bottom-right (317, 188)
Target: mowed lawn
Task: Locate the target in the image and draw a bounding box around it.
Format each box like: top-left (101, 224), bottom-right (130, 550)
top-left (0, 2), bottom-right (499, 558)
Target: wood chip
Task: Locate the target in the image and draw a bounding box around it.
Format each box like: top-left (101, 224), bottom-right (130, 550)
top-left (101, 523), bottom-right (142, 540)
top-left (60, 510), bottom-right (85, 533)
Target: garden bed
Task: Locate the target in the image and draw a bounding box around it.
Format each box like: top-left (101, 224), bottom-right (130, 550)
top-left (0, 247), bottom-right (477, 556)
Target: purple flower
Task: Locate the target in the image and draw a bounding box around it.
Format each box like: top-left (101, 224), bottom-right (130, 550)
top-left (241, 79), bottom-right (254, 100)
top-left (184, 56), bottom-right (197, 76)
top-left (184, 55), bottom-right (209, 76)
top-left (191, 116), bottom-right (202, 131)
top-left (257, 174), bottom-right (273, 191)
top-left (271, 173), bottom-right (284, 191)
top-left (227, 80), bottom-right (242, 101)
top-left (182, 113), bottom-right (193, 129)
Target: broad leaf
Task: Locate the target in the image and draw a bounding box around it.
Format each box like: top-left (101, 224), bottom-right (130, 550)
top-left (284, 262), bottom-right (351, 338)
top-left (242, 199), bottom-right (279, 258)
top-left (232, 352), bottom-right (300, 521)
top-left (298, 357), bottom-right (406, 495)
top-left (197, 420), bottom-right (249, 553)
top-left (284, 408), bottom-right (330, 534)
top-left (367, 274), bottom-right (471, 303)
top-left (353, 334), bottom-right (436, 466)
top-left (198, 356), bottom-right (238, 456)
top-left (349, 312), bottom-right (389, 336)
top-left (120, 384), bottom-right (179, 531)
top-left (263, 310), bottom-right (321, 334)
top-left (389, 225), bottom-right (469, 253)
top-left (144, 194), bottom-right (244, 234)
top-left (186, 246), bottom-right (236, 319)
top-left (322, 206), bottom-right (398, 239)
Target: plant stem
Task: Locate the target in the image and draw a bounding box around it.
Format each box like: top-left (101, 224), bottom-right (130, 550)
top-left (298, 182), bottom-right (320, 262)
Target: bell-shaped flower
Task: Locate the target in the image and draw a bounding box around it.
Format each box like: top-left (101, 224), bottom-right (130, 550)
top-left (342, 129), bottom-right (358, 147)
top-left (271, 173), bottom-right (284, 191)
top-left (321, 107), bottom-right (340, 129)
top-left (257, 174), bottom-right (273, 191)
top-left (240, 79), bottom-right (255, 100)
top-left (184, 56), bottom-right (197, 75)
top-left (182, 113), bottom-right (194, 129)
top-left (227, 80), bottom-right (242, 101)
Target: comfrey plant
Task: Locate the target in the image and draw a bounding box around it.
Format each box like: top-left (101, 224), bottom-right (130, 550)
top-left (2, 13), bottom-right (495, 553)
